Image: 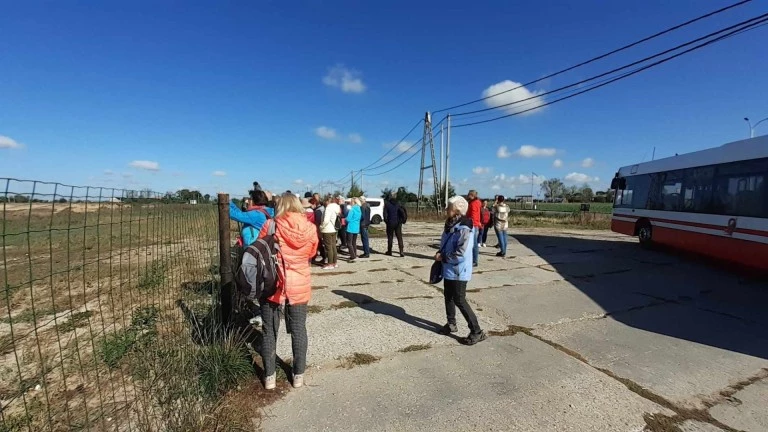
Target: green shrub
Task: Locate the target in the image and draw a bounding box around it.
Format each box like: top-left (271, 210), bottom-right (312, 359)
top-left (197, 330), bottom-right (253, 398)
top-left (138, 261), bottom-right (166, 290)
top-left (101, 330), bottom-right (138, 369)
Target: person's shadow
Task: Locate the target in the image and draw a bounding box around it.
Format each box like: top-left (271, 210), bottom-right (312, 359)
top-left (332, 290), bottom-right (461, 342)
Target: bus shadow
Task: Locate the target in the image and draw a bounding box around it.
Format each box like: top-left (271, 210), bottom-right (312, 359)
top-left (510, 233), bottom-right (768, 360)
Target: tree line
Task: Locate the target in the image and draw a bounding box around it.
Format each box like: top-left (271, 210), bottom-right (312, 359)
top-left (539, 178), bottom-right (615, 203)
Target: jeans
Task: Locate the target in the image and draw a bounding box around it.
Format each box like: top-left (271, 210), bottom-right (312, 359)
top-left (495, 227), bottom-right (508, 256)
top-left (443, 279), bottom-right (481, 334)
top-left (347, 233), bottom-right (358, 260)
top-left (472, 228), bottom-right (480, 265)
top-left (481, 225), bottom-right (492, 244)
top-left (261, 301), bottom-right (308, 377)
top-left (360, 227), bottom-right (371, 256)
top-left (322, 232), bottom-right (337, 265)
top-left (386, 223), bottom-right (404, 254)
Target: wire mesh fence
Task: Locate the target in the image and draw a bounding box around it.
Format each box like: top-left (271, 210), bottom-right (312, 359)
top-left (0, 178), bottom-right (226, 431)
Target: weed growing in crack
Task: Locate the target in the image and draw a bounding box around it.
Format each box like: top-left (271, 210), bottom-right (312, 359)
top-left (399, 344), bottom-right (431, 353)
top-left (337, 353), bottom-right (380, 369)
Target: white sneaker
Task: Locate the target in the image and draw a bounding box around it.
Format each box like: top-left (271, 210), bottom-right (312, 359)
top-left (293, 374), bottom-right (304, 388)
top-left (249, 315), bottom-right (263, 327)
top-left (333, 264), bottom-right (339, 269)
top-left (264, 374), bottom-right (276, 390)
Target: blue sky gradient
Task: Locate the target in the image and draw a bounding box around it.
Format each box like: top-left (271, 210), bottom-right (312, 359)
top-left (1, 0), bottom-right (767, 199)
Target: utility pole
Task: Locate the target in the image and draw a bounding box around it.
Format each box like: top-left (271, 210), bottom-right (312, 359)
top-left (360, 170), bottom-right (364, 193)
top-left (350, 170), bottom-right (354, 194)
top-left (445, 114), bottom-right (451, 206)
top-left (440, 122), bottom-right (445, 189)
top-left (417, 112), bottom-right (441, 212)
top-left (652, 147), bottom-right (656, 161)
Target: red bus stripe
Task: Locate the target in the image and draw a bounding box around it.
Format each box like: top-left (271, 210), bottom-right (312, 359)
top-left (613, 214), bottom-right (768, 238)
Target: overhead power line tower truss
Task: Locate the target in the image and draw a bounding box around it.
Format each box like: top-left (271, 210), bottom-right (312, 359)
top-left (417, 111), bottom-right (442, 212)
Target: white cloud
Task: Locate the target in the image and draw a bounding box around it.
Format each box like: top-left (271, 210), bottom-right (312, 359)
top-left (0, 135), bottom-right (22, 149)
top-left (122, 173), bottom-right (133, 179)
top-left (581, 157), bottom-right (594, 168)
top-left (565, 172), bottom-right (599, 184)
top-left (314, 126), bottom-right (338, 140)
top-left (515, 145), bottom-right (556, 158)
top-left (104, 169), bottom-right (114, 176)
top-left (322, 64), bottom-right (366, 94)
top-left (348, 133), bottom-right (363, 144)
top-left (129, 160), bottom-right (160, 171)
top-left (472, 166), bottom-right (492, 175)
top-left (493, 173), bottom-right (546, 190)
top-left (294, 179), bottom-right (304, 185)
top-left (212, 171), bottom-right (226, 177)
top-left (553, 159), bottom-right (563, 168)
top-left (481, 80), bottom-right (545, 115)
top-left (497, 146), bottom-right (512, 159)
top-left (491, 184), bottom-right (501, 190)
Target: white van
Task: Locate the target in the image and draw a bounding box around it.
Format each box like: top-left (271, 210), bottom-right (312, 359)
top-left (345, 197), bottom-right (385, 225)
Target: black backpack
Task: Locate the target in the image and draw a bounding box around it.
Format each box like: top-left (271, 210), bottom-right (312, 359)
top-left (235, 221), bottom-right (280, 301)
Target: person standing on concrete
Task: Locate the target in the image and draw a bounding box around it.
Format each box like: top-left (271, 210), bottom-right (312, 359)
top-left (258, 193), bottom-right (319, 390)
top-left (480, 199), bottom-right (492, 247)
top-left (359, 196), bottom-right (372, 258)
top-left (320, 196), bottom-right (341, 270)
top-left (435, 195), bottom-right (487, 345)
top-left (345, 197), bottom-right (362, 263)
top-left (313, 197), bottom-right (326, 264)
top-left (336, 195), bottom-right (349, 251)
top-left (383, 192), bottom-right (406, 257)
top-left (493, 195), bottom-right (510, 257)
top-left (466, 190), bottom-right (482, 267)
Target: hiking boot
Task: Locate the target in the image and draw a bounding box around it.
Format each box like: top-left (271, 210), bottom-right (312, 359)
top-left (293, 374), bottom-right (304, 389)
top-left (264, 374), bottom-right (276, 390)
top-left (440, 323), bottom-right (458, 334)
top-left (464, 331), bottom-right (488, 346)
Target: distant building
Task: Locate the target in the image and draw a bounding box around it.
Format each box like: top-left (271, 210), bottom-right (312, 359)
top-left (189, 199), bottom-right (197, 205)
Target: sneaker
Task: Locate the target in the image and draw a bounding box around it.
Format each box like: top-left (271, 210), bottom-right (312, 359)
top-left (264, 374), bottom-right (276, 390)
top-left (333, 264), bottom-right (339, 269)
top-left (293, 374), bottom-right (304, 389)
top-left (495, 252), bottom-right (505, 257)
top-left (473, 263), bottom-right (478, 268)
top-left (464, 330), bottom-right (488, 346)
top-left (482, 243), bottom-right (487, 248)
top-left (349, 259), bottom-right (356, 263)
top-left (360, 254), bottom-right (370, 258)
top-left (322, 265), bottom-right (335, 270)
top-left (249, 315), bottom-right (263, 327)
top-left (385, 251), bottom-right (393, 256)
top-left (440, 323), bottom-right (458, 334)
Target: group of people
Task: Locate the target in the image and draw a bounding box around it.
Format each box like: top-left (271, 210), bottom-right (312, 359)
top-left (229, 181), bottom-right (510, 390)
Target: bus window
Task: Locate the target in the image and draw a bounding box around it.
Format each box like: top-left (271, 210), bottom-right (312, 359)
top-left (682, 166), bottom-right (714, 213)
top-left (713, 158), bottom-right (768, 217)
top-left (660, 171), bottom-right (683, 211)
top-left (615, 174), bottom-right (650, 209)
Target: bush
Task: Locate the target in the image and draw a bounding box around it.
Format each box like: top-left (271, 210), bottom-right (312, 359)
top-left (197, 329), bottom-right (253, 398)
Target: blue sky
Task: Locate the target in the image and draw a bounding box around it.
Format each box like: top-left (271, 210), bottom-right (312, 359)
top-left (1, 0), bottom-right (767, 199)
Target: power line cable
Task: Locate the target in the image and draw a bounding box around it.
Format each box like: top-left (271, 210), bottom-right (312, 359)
top-left (362, 116), bottom-right (446, 173)
top-left (432, 0), bottom-right (752, 114)
top-left (453, 12), bottom-right (768, 117)
top-left (361, 119), bottom-right (424, 171)
top-left (452, 14), bottom-right (768, 128)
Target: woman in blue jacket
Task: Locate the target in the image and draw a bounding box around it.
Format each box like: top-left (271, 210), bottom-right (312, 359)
top-left (345, 198), bottom-right (362, 262)
top-left (435, 195), bottom-right (487, 345)
top-left (230, 187), bottom-right (274, 246)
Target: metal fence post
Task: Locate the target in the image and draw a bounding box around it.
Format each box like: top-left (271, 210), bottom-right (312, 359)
top-left (217, 193), bottom-right (232, 327)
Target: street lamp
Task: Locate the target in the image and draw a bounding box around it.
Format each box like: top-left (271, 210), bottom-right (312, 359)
top-left (744, 116), bottom-right (768, 138)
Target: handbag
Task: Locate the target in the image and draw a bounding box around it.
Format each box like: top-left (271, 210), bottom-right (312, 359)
top-left (429, 243), bottom-right (444, 284)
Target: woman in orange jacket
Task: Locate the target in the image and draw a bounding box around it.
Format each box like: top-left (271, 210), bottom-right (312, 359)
top-left (258, 193), bottom-right (319, 390)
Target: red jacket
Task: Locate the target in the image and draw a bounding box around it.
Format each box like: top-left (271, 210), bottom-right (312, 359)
top-left (467, 198), bottom-right (482, 228)
top-left (258, 212), bottom-right (319, 305)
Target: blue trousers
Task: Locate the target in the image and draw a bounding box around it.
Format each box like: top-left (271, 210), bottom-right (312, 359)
top-left (495, 228), bottom-right (508, 256)
top-left (473, 228), bottom-right (480, 265)
top-left (360, 227), bottom-right (371, 256)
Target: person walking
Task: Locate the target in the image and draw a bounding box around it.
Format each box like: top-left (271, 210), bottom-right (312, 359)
top-left (345, 197), bottom-right (362, 263)
top-left (320, 195), bottom-right (341, 270)
top-left (466, 190), bottom-right (482, 267)
top-left (359, 196), bottom-right (372, 258)
top-left (383, 192), bottom-right (406, 257)
top-left (257, 193), bottom-right (319, 390)
top-left (493, 195), bottom-right (510, 257)
top-left (480, 199), bottom-right (492, 247)
top-left (435, 196), bottom-right (488, 345)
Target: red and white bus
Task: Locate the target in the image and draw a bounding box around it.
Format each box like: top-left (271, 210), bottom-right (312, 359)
top-left (610, 136), bottom-right (768, 271)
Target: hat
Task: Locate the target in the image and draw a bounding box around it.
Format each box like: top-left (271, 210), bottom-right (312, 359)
top-left (429, 260), bottom-right (443, 284)
top-left (300, 197), bottom-right (311, 208)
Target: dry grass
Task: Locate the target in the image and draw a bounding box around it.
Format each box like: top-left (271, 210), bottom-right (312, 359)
top-left (337, 352), bottom-right (380, 369)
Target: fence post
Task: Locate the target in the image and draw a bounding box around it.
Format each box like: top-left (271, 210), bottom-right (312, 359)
top-left (217, 193), bottom-right (232, 327)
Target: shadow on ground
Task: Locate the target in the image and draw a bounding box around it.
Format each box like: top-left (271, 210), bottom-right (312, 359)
top-left (511, 233), bottom-right (768, 360)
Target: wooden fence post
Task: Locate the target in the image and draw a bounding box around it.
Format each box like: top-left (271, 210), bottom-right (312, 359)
top-left (217, 193), bottom-right (232, 327)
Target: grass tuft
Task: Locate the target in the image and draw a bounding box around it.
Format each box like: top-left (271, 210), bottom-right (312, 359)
top-left (197, 330), bottom-right (254, 398)
top-left (138, 260), bottom-right (166, 290)
top-left (101, 330), bottom-right (138, 369)
top-left (56, 310), bottom-right (94, 333)
top-left (398, 344), bottom-right (431, 353)
top-left (337, 352), bottom-right (380, 369)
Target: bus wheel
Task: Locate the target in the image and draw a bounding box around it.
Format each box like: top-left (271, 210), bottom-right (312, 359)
top-left (637, 221), bottom-right (653, 248)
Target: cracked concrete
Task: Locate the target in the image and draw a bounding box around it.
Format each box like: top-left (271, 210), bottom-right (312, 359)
top-left (262, 222), bottom-right (768, 432)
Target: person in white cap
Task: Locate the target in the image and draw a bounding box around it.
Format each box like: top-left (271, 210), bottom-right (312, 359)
top-left (434, 195), bottom-right (488, 345)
